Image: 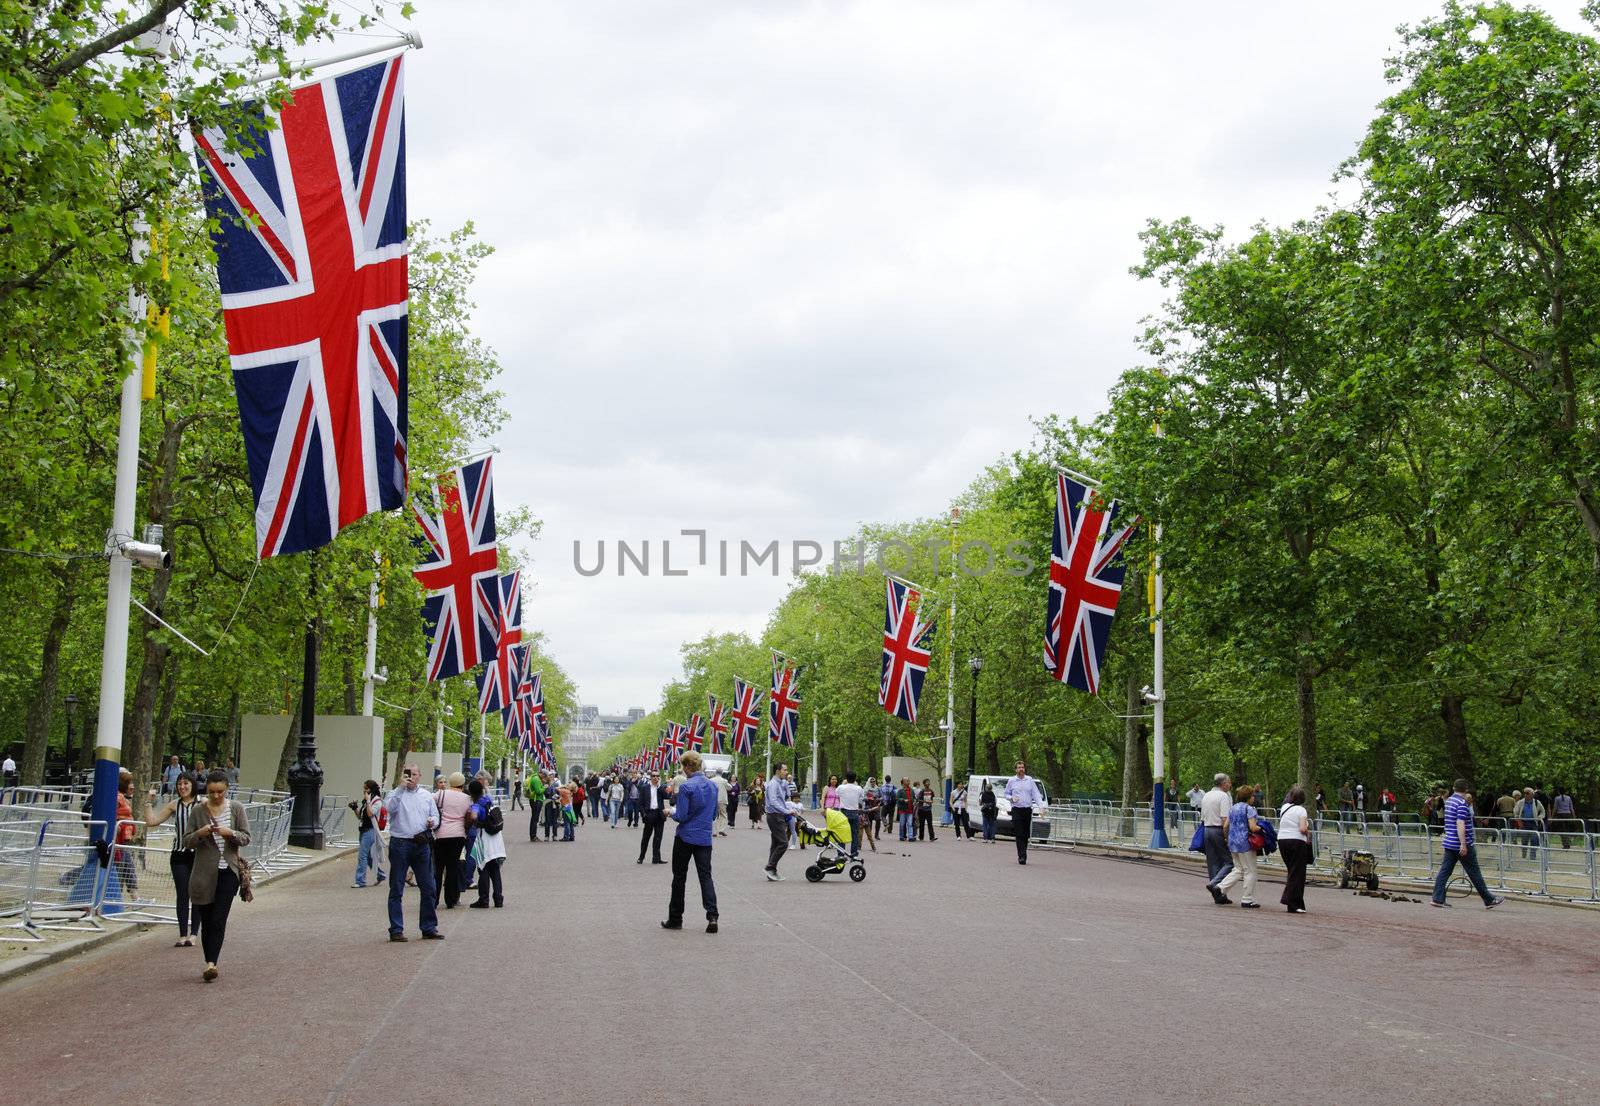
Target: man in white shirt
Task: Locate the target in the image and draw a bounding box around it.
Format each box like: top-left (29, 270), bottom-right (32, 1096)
top-left (1200, 773), bottom-right (1234, 904)
top-left (1002, 761), bottom-right (1046, 865)
top-left (636, 771), bottom-right (667, 864)
top-left (836, 772), bottom-right (866, 857)
top-left (2, 754), bottom-right (16, 787)
top-left (709, 769), bottom-right (730, 836)
top-left (1186, 784), bottom-right (1205, 809)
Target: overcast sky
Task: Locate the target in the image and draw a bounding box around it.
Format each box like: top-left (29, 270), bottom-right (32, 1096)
top-left (400, 0), bottom-right (1587, 713)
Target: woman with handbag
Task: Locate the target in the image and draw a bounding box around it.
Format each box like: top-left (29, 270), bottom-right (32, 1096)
top-left (1278, 785), bottom-right (1312, 914)
top-left (185, 770), bottom-right (252, 982)
top-left (432, 772), bottom-right (473, 909)
top-left (144, 771), bottom-right (202, 946)
top-left (1215, 784), bottom-right (1262, 909)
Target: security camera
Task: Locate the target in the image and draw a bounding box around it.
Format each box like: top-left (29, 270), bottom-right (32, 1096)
top-left (1140, 685), bottom-right (1162, 705)
top-left (119, 540), bottom-right (172, 571)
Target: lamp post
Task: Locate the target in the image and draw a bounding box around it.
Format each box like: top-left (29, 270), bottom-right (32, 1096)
top-left (287, 568), bottom-right (325, 850)
top-left (63, 694), bottom-right (80, 779)
top-left (966, 655), bottom-right (982, 778)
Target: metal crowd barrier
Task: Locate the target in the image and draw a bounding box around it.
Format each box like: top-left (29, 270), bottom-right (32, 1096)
top-left (1035, 802), bottom-right (1600, 903)
top-left (319, 795), bottom-right (353, 847)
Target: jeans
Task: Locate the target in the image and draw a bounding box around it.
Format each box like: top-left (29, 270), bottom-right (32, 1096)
top-left (610, 800), bottom-right (622, 827)
top-left (355, 826), bottom-right (387, 885)
top-left (196, 866), bottom-right (239, 965)
top-left (668, 834), bottom-right (718, 923)
top-left (981, 812), bottom-right (996, 840)
top-left (1202, 826), bottom-right (1232, 885)
top-left (1217, 849), bottom-right (1258, 902)
top-left (387, 837), bottom-right (439, 936)
top-left (169, 850), bottom-right (201, 937)
top-left (461, 833), bottom-right (479, 887)
top-left (1012, 808), bottom-right (1034, 861)
top-left (898, 811), bottom-right (914, 840)
top-left (766, 812), bottom-right (789, 871)
top-left (561, 811), bottom-right (575, 841)
top-left (843, 810), bottom-right (861, 857)
top-left (1432, 844), bottom-right (1497, 905)
top-left (601, 798), bottom-right (612, 821)
top-left (589, 794), bottom-right (601, 818)
top-left (474, 857), bottom-right (503, 906)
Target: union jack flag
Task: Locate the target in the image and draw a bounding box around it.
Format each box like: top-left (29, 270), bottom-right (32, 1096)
top-left (474, 571), bottom-right (521, 713)
top-left (684, 713), bottom-right (704, 753)
top-left (879, 577), bottom-right (936, 723)
top-left (1044, 471), bottom-right (1137, 694)
top-left (730, 678), bottom-right (762, 756)
top-left (196, 57), bottom-right (409, 559)
top-left (769, 653), bottom-right (800, 747)
top-left (415, 457), bottom-right (499, 681)
top-left (705, 695), bottom-right (729, 755)
top-left (663, 724), bottom-right (684, 765)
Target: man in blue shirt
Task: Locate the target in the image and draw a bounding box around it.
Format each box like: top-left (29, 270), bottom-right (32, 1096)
top-left (1002, 761), bottom-right (1046, 865)
top-left (662, 751), bottom-right (719, 933)
top-left (383, 763), bottom-right (444, 942)
top-left (1430, 779), bottom-right (1504, 909)
top-left (763, 764), bottom-right (793, 881)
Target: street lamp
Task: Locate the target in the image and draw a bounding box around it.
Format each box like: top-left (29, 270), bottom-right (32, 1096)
top-left (63, 694), bottom-right (80, 779)
top-left (966, 655), bottom-right (982, 778)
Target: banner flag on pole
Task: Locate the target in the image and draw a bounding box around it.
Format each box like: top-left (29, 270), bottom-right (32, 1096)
top-left (768, 652), bottom-right (800, 748)
top-left (475, 571), bottom-right (522, 712)
top-left (415, 455), bottom-right (498, 681)
top-left (1043, 470), bottom-right (1138, 694)
top-left (879, 576), bottom-right (936, 723)
top-left (730, 678), bottom-right (762, 757)
top-left (195, 56), bottom-right (409, 559)
top-left (706, 694), bottom-right (729, 755)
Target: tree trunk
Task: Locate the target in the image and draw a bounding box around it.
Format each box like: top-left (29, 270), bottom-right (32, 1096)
top-left (1294, 655), bottom-right (1318, 793)
top-left (1439, 693), bottom-right (1474, 790)
top-left (151, 654), bottom-right (181, 799)
top-left (1220, 730), bottom-right (1246, 787)
top-left (983, 738), bottom-right (1000, 775)
top-left (342, 654), bottom-right (357, 715)
top-left (1120, 674), bottom-right (1153, 809)
top-left (1040, 739), bottom-right (1070, 799)
top-left (224, 688), bottom-right (241, 768)
top-left (274, 690), bottom-right (302, 792)
top-left (391, 709), bottom-right (414, 787)
top-left (125, 644), bottom-right (169, 819)
top-left (1373, 733), bottom-right (1397, 804)
top-left (19, 565), bottom-right (77, 785)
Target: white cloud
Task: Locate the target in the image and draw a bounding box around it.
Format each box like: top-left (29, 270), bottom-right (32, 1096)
top-left (401, 0), bottom-right (1591, 710)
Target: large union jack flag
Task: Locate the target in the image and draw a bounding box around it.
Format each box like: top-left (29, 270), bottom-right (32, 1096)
top-left (684, 713), bottom-right (704, 753)
top-left (730, 679), bottom-right (762, 756)
top-left (415, 456), bottom-right (499, 681)
top-left (705, 694), bottom-right (729, 755)
top-left (769, 653), bottom-right (800, 747)
top-left (879, 577), bottom-right (936, 723)
top-left (498, 645), bottom-right (528, 750)
top-left (474, 571), bottom-right (521, 713)
top-left (196, 57), bottom-right (409, 559)
top-left (1043, 471), bottom-right (1137, 694)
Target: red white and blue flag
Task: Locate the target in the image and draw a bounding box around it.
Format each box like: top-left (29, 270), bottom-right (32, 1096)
top-left (730, 678), bottom-right (762, 756)
top-left (415, 456), bottom-right (498, 681)
top-left (769, 653), bottom-right (800, 747)
top-left (663, 724), bottom-right (684, 765)
top-left (705, 695), bottom-right (729, 756)
top-left (684, 713), bottom-right (704, 753)
top-left (879, 577), bottom-right (936, 723)
top-left (1043, 471), bottom-right (1137, 695)
top-left (474, 571), bottom-right (522, 713)
top-left (196, 57), bottom-right (409, 559)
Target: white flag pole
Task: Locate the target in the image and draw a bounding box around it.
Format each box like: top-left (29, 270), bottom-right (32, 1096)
top-left (942, 507), bottom-right (958, 823)
top-left (361, 552), bottom-right (380, 716)
top-left (243, 31), bottom-right (422, 87)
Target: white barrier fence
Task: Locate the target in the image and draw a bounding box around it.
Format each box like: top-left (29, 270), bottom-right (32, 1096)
top-left (1036, 803), bottom-right (1600, 903)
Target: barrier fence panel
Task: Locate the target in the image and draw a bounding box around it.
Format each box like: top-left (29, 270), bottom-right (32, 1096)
top-left (95, 819), bottom-right (179, 926)
top-left (320, 795), bottom-right (353, 847)
top-left (24, 819), bottom-right (109, 934)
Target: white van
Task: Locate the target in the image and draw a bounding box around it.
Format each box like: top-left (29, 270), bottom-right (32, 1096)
top-left (965, 774), bottom-right (1052, 841)
top-left (699, 753), bottom-right (733, 779)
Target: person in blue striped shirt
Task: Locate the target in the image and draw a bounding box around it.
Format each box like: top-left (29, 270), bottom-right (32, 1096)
top-left (1430, 779), bottom-right (1505, 909)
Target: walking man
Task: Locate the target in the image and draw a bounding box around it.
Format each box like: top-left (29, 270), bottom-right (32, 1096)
top-left (837, 772), bottom-right (865, 857)
top-left (511, 769), bottom-right (524, 810)
top-left (662, 751), bottom-right (719, 933)
top-left (636, 770), bottom-right (668, 864)
top-left (763, 764), bottom-right (793, 881)
top-left (1431, 779), bottom-right (1505, 910)
top-left (710, 769), bottom-right (730, 836)
top-left (1002, 761), bottom-right (1045, 865)
top-left (384, 763), bottom-right (443, 942)
top-left (526, 770), bottom-right (546, 842)
top-left (1201, 772), bottom-right (1234, 902)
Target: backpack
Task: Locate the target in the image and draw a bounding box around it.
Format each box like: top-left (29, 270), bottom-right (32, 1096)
top-left (482, 803), bottom-right (504, 835)
top-left (377, 802), bottom-right (388, 831)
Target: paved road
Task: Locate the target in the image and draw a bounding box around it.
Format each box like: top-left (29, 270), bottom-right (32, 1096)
top-left (1, 808), bottom-right (1596, 1105)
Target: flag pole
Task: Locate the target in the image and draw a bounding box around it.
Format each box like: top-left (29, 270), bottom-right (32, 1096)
top-left (361, 551), bottom-right (380, 716)
top-left (942, 507), bottom-right (957, 824)
top-left (1149, 411), bottom-right (1170, 847)
top-left (243, 31), bottom-right (422, 86)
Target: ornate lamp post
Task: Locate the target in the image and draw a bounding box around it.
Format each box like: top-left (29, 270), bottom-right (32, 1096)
top-left (287, 571), bottom-right (324, 849)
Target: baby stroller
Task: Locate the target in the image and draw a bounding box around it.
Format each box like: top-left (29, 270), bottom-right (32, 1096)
top-left (796, 808), bottom-right (866, 883)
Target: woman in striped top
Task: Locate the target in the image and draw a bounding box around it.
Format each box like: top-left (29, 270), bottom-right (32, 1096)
top-left (185, 770), bottom-right (252, 982)
top-left (145, 772), bottom-right (202, 946)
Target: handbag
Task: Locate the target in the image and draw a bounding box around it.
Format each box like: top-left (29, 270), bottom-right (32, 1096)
top-left (1188, 823), bottom-right (1206, 851)
top-left (238, 856), bottom-right (255, 902)
top-left (417, 793), bottom-right (441, 844)
top-left (1247, 829), bottom-right (1267, 852)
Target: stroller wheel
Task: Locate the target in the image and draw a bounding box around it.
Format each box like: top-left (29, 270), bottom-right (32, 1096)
top-left (804, 865), bottom-right (823, 883)
top-left (848, 863), bottom-right (866, 883)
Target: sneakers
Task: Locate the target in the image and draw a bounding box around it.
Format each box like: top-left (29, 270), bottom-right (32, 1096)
top-left (1486, 896), bottom-right (1505, 910)
top-left (1431, 900), bottom-right (1452, 908)
top-left (764, 868), bottom-right (784, 882)
top-left (1240, 901), bottom-right (1260, 909)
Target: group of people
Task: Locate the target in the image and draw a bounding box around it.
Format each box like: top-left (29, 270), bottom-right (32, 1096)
top-left (160, 754), bottom-right (238, 794)
top-left (379, 765), bottom-right (510, 942)
top-left (1197, 773), bottom-right (1312, 913)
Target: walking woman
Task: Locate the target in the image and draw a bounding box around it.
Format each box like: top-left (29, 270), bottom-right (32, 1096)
top-left (353, 779), bottom-right (387, 888)
top-left (951, 781), bottom-right (970, 840)
top-left (144, 772), bottom-right (201, 946)
top-left (748, 773), bottom-right (764, 827)
top-left (185, 770), bottom-right (251, 982)
top-left (979, 781), bottom-right (998, 842)
top-left (1216, 784), bottom-right (1262, 909)
top-left (467, 779), bottom-right (506, 908)
top-left (1278, 785), bottom-right (1312, 914)
top-left (861, 783), bottom-right (881, 852)
top-left (433, 772), bottom-right (473, 909)
top-left (823, 775), bottom-right (841, 811)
